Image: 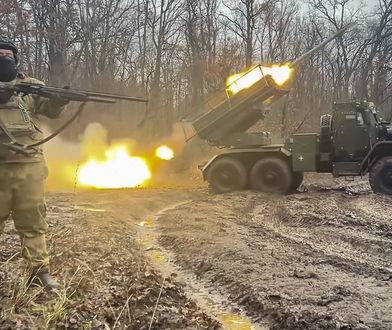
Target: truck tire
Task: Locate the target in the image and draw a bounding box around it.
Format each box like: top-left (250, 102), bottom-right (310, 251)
top-left (291, 171), bottom-right (304, 191)
top-left (320, 114), bottom-right (332, 153)
top-left (206, 157), bottom-right (247, 193)
top-left (250, 158), bottom-right (292, 194)
top-left (369, 156), bottom-right (392, 194)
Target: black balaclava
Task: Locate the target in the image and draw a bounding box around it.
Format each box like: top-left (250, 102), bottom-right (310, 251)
top-left (0, 55), bottom-right (17, 82)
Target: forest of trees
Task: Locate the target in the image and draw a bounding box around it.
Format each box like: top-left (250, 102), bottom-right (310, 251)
top-left (1, 0), bottom-right (391, 140)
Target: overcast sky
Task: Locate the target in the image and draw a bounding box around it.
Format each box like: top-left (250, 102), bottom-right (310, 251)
top-left (300, 0), bottom-right (380, 13)
top-left (350, 0), bottom-right (379, 10)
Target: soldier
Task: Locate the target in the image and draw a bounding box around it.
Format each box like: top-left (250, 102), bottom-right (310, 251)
top-left (0, 38), bottom-right (68, 290)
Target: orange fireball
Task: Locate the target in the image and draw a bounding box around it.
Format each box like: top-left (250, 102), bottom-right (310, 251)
top-left (77, 145), bottom-right (151, 189)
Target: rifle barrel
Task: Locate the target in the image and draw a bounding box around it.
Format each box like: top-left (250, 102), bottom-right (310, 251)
top-left (86, 97), bottom-right (117, 104)
top-left (84, 91), bottom-right (148, 103)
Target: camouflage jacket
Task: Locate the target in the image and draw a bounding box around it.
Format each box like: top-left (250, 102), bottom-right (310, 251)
top-left (0, 75), bottom-right (66, 163)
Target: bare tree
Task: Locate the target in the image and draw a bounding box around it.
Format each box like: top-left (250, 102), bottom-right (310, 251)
top-left (220, 0), bottom-right (271, 67)
top-left (357, 0), bottom-right (392, 103)
top-left (0, 0), bottom-right (389, 141)
top-left (308, 0), bottom-right (369, 100)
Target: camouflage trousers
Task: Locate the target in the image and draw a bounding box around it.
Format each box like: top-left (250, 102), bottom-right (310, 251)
top-left (0, 161), bottom-right (49, 268)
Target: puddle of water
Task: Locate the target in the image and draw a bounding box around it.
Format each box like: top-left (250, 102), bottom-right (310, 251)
top-left (74, 206), bottom-right (106, 212)
top-left (150, 250), bottom-right (166, 264)
top-left (218, 313), bottom-right (256, 330)
top-left (138, 217), bottom-right (155, 228)
top-left (135, 202), bottom-right (267, 330)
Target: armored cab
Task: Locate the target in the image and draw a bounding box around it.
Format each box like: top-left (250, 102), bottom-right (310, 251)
top-left (284, 101), bottom-right (392, 194)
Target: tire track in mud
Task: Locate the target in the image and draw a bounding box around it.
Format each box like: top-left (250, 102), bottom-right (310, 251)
top-left (157, 186), bottom-right (392, 329)
top-left (136, 201), bottom-right (266, 330)
top-left (254, 189), bottom-right (392, 327)
top-left (262, 194), bottom-right (392, 278)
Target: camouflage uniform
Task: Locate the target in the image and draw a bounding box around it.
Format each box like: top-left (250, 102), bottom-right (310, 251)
top-left (0, 75), bottom-right (66, 269)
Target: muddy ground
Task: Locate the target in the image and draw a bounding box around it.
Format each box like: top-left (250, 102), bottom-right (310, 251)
top-left (1, 174), bottom-right (391, 329)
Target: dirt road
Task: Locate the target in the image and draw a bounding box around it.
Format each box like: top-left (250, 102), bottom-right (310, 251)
top-left (1, 175), bottom-right (391, 329)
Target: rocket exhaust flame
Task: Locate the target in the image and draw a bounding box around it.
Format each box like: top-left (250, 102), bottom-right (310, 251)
top-left (155, 145), bottom-right (174, 160)
top-left (226, 64), bottom-right (293, 94)
top-left (77, 145), bottom-right (151, 189)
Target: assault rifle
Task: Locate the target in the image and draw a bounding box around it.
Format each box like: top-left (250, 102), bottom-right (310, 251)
top-left (0, 82), bottom-right (148, 156)
top-left (0, 81), bottom-right (148, 104)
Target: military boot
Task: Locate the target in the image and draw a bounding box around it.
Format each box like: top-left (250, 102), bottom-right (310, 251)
top-left (28, 267), bottom-right (60, 290)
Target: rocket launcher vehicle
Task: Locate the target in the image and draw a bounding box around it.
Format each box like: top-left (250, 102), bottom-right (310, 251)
top-left (189, 22), bottom-right (356, 148)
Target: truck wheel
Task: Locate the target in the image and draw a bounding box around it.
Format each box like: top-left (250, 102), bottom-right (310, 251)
top-left (206, 158), bottom-right (247, 193)
top-left (291, 172), bottom-right (304, 191)
top-left (369, 157), bottom-right (392, 194)
top-left (250, 158), bottom-right (292, 194)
